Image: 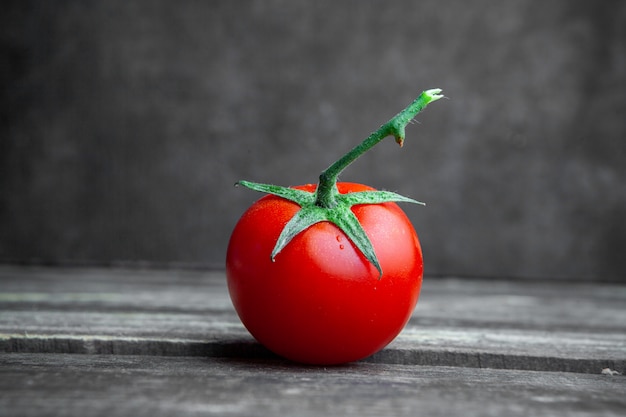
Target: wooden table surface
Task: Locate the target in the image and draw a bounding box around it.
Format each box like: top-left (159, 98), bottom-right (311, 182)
top-left (1, 265), bottom-right (624, 416)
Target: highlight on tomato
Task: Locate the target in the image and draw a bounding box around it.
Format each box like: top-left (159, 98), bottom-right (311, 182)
top-left (226, 89), bottom-right (445, 365)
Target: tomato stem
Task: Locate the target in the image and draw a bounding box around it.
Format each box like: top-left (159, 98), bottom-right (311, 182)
top-left (236, 88), bottom-right (444, 277)
top-left (314, 89), bottom-right (444, 208)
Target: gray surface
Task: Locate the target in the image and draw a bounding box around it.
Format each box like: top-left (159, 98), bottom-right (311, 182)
top-left (1, 266), bottom-right (625, 373)
top-left (1, 1), bottom-right (626, 281)
top-left (0, 265), bottom-right (625, 416)
top-left (1, 354), bottom-right (625, 417)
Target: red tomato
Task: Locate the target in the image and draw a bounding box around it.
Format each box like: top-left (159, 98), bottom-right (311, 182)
top-left (226, 182), bottom-right (423, 365)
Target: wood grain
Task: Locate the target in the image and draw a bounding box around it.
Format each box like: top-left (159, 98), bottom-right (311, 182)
top-left (1, 265), bottom-right (625, 416)
top-left (1, 266), bottom-right (624, 373)
top-left (1, 353), bottom-right (625, 417)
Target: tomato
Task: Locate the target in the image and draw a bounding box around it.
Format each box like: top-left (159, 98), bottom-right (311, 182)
top-left (226, 182), bottom-right (423, 365)
top-left (225, 88), bottom-right (443, 365)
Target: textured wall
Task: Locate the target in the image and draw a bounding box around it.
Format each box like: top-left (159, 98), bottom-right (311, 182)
top-left (1, 1), bottom-right (625, 280)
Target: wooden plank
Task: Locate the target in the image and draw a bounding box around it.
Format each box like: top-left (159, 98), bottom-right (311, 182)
top-left (1, 353), bottom-right (625, 417)
top-left (1, 265), bottom-right (625, 374)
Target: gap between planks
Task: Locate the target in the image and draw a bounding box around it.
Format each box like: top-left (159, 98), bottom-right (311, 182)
top-left (1, 333), bottom-right (623, 375)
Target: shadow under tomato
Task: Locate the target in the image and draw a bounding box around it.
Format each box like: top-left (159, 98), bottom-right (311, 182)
top-left (204, 339), bottom-right (366, 370)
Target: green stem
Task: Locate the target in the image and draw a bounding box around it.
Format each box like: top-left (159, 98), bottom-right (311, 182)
top-left (314, 89), bottom-right (444, 208)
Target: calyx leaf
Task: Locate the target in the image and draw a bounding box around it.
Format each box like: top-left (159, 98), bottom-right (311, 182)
top-left (237, 180), bottom-right (422, 278)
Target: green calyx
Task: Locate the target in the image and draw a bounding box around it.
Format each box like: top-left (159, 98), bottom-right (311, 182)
top-left (237, 88), bottom-right (444, 277)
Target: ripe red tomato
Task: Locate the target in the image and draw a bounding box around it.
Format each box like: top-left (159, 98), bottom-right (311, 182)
top-left (226, 182), bottom-right (423, 365)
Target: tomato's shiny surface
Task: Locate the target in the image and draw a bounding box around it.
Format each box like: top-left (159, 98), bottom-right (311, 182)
top-left (226, 182), bottom-right (423, 365)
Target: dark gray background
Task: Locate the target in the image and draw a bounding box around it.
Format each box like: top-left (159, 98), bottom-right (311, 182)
top-left (1, 1), bottom-right (625, 281)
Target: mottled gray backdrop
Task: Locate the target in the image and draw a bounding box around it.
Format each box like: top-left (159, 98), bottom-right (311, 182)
top-left (1, 1), bottom-right (625, 281)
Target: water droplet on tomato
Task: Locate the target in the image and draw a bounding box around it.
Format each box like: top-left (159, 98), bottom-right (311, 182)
top-left (339, 244), bottom-right (344, 250)
top-left (336, 235), bottom-right (342, 242)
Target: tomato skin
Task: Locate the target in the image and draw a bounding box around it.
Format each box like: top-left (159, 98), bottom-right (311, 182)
top-left (226, 182), bottom-right (423, 365)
